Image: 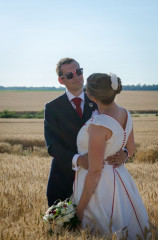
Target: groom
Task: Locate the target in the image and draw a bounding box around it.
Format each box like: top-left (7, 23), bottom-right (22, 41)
top-left (44, 58), bottom-right (127, 207)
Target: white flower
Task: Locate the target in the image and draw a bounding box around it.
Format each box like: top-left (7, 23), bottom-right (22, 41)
top-left (43, 214), bottom-right (50, 222)
top-left (56, 218), bottom-right (64, 227)
top-left (61, 208), bottom-right (67, 214)
top-left (46, 206), bottom-right (54, 214)
top-left (109, 73), bottom-right (118, 91)
top-left (57, 202), bottom-right (64, 207)
top-left (67, 204), bottom-right (75, 212)
top-left (89, 103), bottom-right (93, 107)
top-left (63, 215), bottom-right (70, 223)
top-left (67, 212), bottom-right (75, 219)
top-left (43, 200), bottom-right (77, 230)
top-left (49, 213), bottom-right (54, 219)
top-left (66, 208), bottom-right (71, 214)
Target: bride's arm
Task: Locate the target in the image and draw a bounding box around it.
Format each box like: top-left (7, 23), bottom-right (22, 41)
top-left (76, 124), bottom-right (111, 220)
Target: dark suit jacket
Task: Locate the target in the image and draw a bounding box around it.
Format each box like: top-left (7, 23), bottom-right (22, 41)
top-left (44, 92), bottom-right (97, 206)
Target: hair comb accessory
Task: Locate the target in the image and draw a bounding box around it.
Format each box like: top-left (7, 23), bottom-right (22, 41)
top-left (109, 73), bottom-right (118, 91)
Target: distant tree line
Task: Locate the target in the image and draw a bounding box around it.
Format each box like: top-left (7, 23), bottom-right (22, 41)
top-left (0, 86), bottom-right (65, 91)
top-left (0, 84), bottom-right (158, 91)
top-left (122, 84), bottom-right (158, 91)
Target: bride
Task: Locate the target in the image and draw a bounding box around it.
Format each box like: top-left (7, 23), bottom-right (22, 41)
top-left (73, 73), bottom-right (149, 239)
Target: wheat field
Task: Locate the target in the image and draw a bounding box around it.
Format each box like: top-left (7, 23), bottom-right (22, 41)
top-left (0, 115), bottom-right (158, 239)
top-left (0, 115), bottom-right (158, 153)
top-left (0, 153), bottom-right (158, 240)
top-left (0, 91), bottom-right (158, 111)
top-left (0, 91), bottom-right (158, 239)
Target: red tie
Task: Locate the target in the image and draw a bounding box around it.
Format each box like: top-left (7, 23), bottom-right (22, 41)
top-left (72, 97), bottom-right (82, 118)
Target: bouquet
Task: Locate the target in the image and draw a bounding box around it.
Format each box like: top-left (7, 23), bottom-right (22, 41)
top-left (43, 199), bottom-right (80, 233)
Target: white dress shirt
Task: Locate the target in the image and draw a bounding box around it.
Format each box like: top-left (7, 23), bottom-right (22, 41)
top-left (66, 90), bottom-right (84, 171)
top-left (66, 90), bottom-right (99, 171)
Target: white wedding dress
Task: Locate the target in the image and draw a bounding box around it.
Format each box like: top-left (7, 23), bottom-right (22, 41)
top-left (73, 111), bottom-right (149, 239)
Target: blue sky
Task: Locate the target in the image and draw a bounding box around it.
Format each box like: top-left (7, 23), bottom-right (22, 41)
top-left (0, 0), bottom-right (158, 87)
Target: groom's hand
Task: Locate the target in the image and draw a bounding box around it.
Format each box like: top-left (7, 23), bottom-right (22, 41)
top-left (77, 153), bottom-right (89, 170)
top-left (106, 149), bottom-right (128, 168)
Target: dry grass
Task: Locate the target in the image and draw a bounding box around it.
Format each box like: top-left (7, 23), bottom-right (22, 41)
top-left (0, 90), bottom-right (158, 239)
top-left (133, 115), bottom-right (158, 147)
top-left (116, 91), bottom-right (158, 111)
top-left (135, 147), bottom-right (158, 163)
top-left (0, 91), bottom-right (158, 111)
top-left (132, 115), bottom-right (158, 164)
top-left (0, 91), bottom-right (63, 111)
top-left (0, 153), bottom-right (158, 240)
top-left (0, 116), bottom-right (158, 239)
top-left (0, 119), bottom-right (44, 145)
top-left (0, 116), bottom-right (158, 163)
top-left (0, 153), bottom-right (50, 240)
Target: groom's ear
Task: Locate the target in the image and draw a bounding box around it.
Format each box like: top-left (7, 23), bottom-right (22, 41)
top-left (58, 77), bottom-right (64, 85)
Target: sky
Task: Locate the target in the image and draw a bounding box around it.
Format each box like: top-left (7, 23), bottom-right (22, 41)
top-left (0, 0), bottom-right (158, 87)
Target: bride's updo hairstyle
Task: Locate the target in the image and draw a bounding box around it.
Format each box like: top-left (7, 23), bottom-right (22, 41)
top-left (86, 73), bottom-right (122, 104)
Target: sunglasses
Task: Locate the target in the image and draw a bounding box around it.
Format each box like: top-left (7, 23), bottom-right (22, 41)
top-left (62, 68), bottom-right (83, 80)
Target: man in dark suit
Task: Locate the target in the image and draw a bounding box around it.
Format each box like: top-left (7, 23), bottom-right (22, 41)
top-left (44, 58), bottom-right (127, 207)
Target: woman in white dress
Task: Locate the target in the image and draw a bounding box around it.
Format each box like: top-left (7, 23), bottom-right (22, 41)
top-left (73, 73), bottom-right (149, 239)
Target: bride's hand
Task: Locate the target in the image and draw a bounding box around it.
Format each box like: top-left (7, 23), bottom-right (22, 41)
top-left (76, 207), bottom-right (84, 221)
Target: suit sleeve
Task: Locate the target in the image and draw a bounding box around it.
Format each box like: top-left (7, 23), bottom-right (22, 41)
top-left (44, 103), bottom-right (76, 171)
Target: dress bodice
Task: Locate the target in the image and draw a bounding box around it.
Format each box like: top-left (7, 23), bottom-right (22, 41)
top-left (77, 111), bottom-right (133, 159)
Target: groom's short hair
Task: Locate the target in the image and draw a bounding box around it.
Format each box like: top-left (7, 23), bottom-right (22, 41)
top-left (56, 58), bottom-right (79, 77)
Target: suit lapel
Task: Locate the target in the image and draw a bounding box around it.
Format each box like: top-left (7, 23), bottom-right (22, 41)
top-left (60, 93), bottom-right (83, 121)
top-left (60, 92), bottom-right (97, 123)
top-left (82, 93), bottom-right (97, 122)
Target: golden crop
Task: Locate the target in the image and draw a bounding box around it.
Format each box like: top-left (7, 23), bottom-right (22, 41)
top-left (0, 115), bottom-right (158, 163)
top-left (0, 116), bottom-right (158, 239)
top-left (0, 91), bottom-right (158, 111)
top-left (0, 91), bottom-right (158, 239)
top-left (0, 153), bottom-right (158, 240)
